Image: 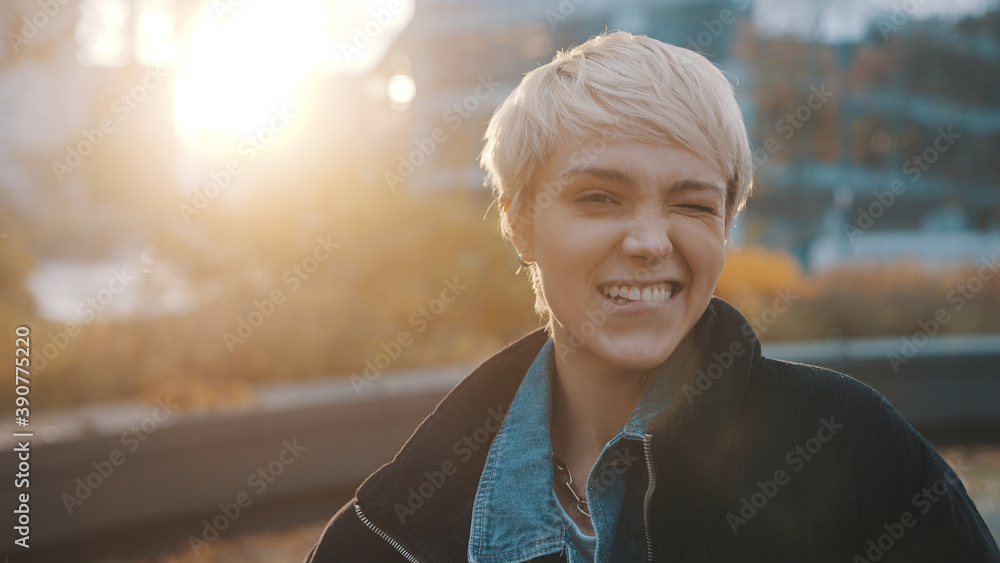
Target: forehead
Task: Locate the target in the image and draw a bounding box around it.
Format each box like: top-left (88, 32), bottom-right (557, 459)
top-left (539, 137), bottom-right (726, 192)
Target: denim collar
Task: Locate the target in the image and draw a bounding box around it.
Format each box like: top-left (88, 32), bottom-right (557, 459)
top-left (468, 339), bottom-right (565, 562)
top-left (623, 355), bottom-right (678, 440)
top-left (352, 298), bottom-right (759, 563)
top-left (468, 338), bottom-right (678, 562)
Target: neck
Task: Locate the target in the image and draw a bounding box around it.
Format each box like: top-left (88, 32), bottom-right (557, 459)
top-left (549, 341), bottom-right (647, 474)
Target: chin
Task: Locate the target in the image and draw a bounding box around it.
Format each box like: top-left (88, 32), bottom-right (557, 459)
top-left (591, 329), bottom-right (684, 375)
top-left (548, 285), bottom-right (713, 377)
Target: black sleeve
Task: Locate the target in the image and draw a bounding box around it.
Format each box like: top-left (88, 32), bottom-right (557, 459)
top-left (851, 394), bottom-right (999, 562)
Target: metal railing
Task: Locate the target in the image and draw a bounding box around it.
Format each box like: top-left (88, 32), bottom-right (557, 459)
top-left (2, 335), bottom-right (998, 559)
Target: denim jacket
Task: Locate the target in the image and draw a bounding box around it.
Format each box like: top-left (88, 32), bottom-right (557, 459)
top-left (468, 336), bottom-right (677, 562)
top-left (305, 298), bottom-right (999, 563)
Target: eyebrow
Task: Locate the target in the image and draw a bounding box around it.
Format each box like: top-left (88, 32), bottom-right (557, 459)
top-left (559, 166), bottom-right (641, 188)
top-left (559, 166), bottom-right (725, 197)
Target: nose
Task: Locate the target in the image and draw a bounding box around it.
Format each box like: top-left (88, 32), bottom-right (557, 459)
top-left (621, 214), bottom-right (672, 266)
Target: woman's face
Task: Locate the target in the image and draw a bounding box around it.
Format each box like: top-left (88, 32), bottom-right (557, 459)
top-left (519, 138), bottom-right (728, 377)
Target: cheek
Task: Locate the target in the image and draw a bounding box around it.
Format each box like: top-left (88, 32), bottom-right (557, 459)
top-left (533, 212), bottom-right (617, 267)
top-left (676, 224), bottom-right (726, 289)
top-left (532, 216), bottom-right (619, 315)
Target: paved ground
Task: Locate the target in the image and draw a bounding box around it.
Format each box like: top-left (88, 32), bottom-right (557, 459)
top-left (938, 444), bottom-right (1000, 545)
top-left (104, 445), bottom-right (1000, 562)
top-left (101, 521), bottom-right (326, 563)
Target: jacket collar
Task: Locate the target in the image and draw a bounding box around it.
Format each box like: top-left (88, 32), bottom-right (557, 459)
top-left (468, 338), bottom-right (567, 562)
top-left (355, 326), bottom-right (548, 563)
top-left (354, 298), bottom-right (761, 562)
top-left (644, 299), bottom-right (762, 554)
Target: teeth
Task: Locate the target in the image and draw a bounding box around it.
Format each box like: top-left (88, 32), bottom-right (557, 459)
top-left (600, 283), bottom-right (674, 303)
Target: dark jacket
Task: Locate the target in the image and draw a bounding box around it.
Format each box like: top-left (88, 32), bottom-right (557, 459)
top-left (305, 298), bottom-right (999, 562)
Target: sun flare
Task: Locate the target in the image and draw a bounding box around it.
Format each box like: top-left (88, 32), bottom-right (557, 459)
top-left (170, 0), bottom-right (414, 151)
top-left (173, 0), bottom-right (326, 146)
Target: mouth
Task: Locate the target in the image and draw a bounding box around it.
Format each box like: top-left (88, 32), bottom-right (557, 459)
top-left (598, 281), bottom-right (680, 306)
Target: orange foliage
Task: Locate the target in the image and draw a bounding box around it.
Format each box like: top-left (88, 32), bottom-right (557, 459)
top-left (716, 245), bottom-right (803, 306)
top-left (3, 215), bottom-right (998, 411)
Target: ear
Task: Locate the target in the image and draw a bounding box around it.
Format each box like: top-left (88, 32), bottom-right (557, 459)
top-left (502, 194), bottom-right (534, 259)
top-left (499, 193), bottom-right (513, 215)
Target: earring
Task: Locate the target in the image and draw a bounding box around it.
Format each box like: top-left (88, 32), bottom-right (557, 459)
top-left (516, 251), bottom-right (533, 275)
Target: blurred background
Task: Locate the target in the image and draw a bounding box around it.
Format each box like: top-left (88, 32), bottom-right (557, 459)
top-left (0, 0), bottom-right (998, 561)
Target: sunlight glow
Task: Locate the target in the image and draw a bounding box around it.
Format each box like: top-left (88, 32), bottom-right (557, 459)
top-left (172, 0), bottom-right (414, 148)
top-left (387, 74), bottom-right (416, 105)
top-left (76, 0), bottom-right (130, 67)
top-left (314, 0), bottom-right (415, 74)
top-left (135, 0), bottom-right (181, 67)
top-left (173, 0), bottom-right (326, 145)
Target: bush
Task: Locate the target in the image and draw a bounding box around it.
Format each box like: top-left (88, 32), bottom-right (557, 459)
top-left (4, 211), bottom-right (998, 413)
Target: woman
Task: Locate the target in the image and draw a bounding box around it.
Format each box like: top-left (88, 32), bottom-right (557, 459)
top-left (305, 32), bottom-right (998, 562)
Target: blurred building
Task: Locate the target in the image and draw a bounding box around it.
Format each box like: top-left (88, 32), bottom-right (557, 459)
top-left (372, 0), bottom-right (1000, 269)
top-left (6, 0), bottom-right (1000, 323)
top-left (379, 0), bottom-right (753, 196)
top-left (740, 6), bottom-right (1000, 268)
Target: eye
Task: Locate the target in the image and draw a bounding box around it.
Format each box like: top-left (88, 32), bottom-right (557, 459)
top-left (683, 204), bottom-right (717, 212)
top-left (679, 204), bottom-right (720, 215)
top-left (574, 191), bottom-right (617, 204)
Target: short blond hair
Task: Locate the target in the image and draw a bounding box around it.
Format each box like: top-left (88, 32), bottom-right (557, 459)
top-left (480, 31), bottom-right (753, 321)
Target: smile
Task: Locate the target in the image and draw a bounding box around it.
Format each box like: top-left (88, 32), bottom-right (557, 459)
top-left (598, 282), bottom-right (676, 304)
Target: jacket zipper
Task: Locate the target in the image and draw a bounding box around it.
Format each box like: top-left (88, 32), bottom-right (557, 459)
top-left (354, 502), bottom-right (421, 563)
top-left (643, 432), bottom-right (657, 563)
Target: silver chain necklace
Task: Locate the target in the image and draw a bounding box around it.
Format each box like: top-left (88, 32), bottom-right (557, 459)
top-left (552, 455), bottom-right (591, 518)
